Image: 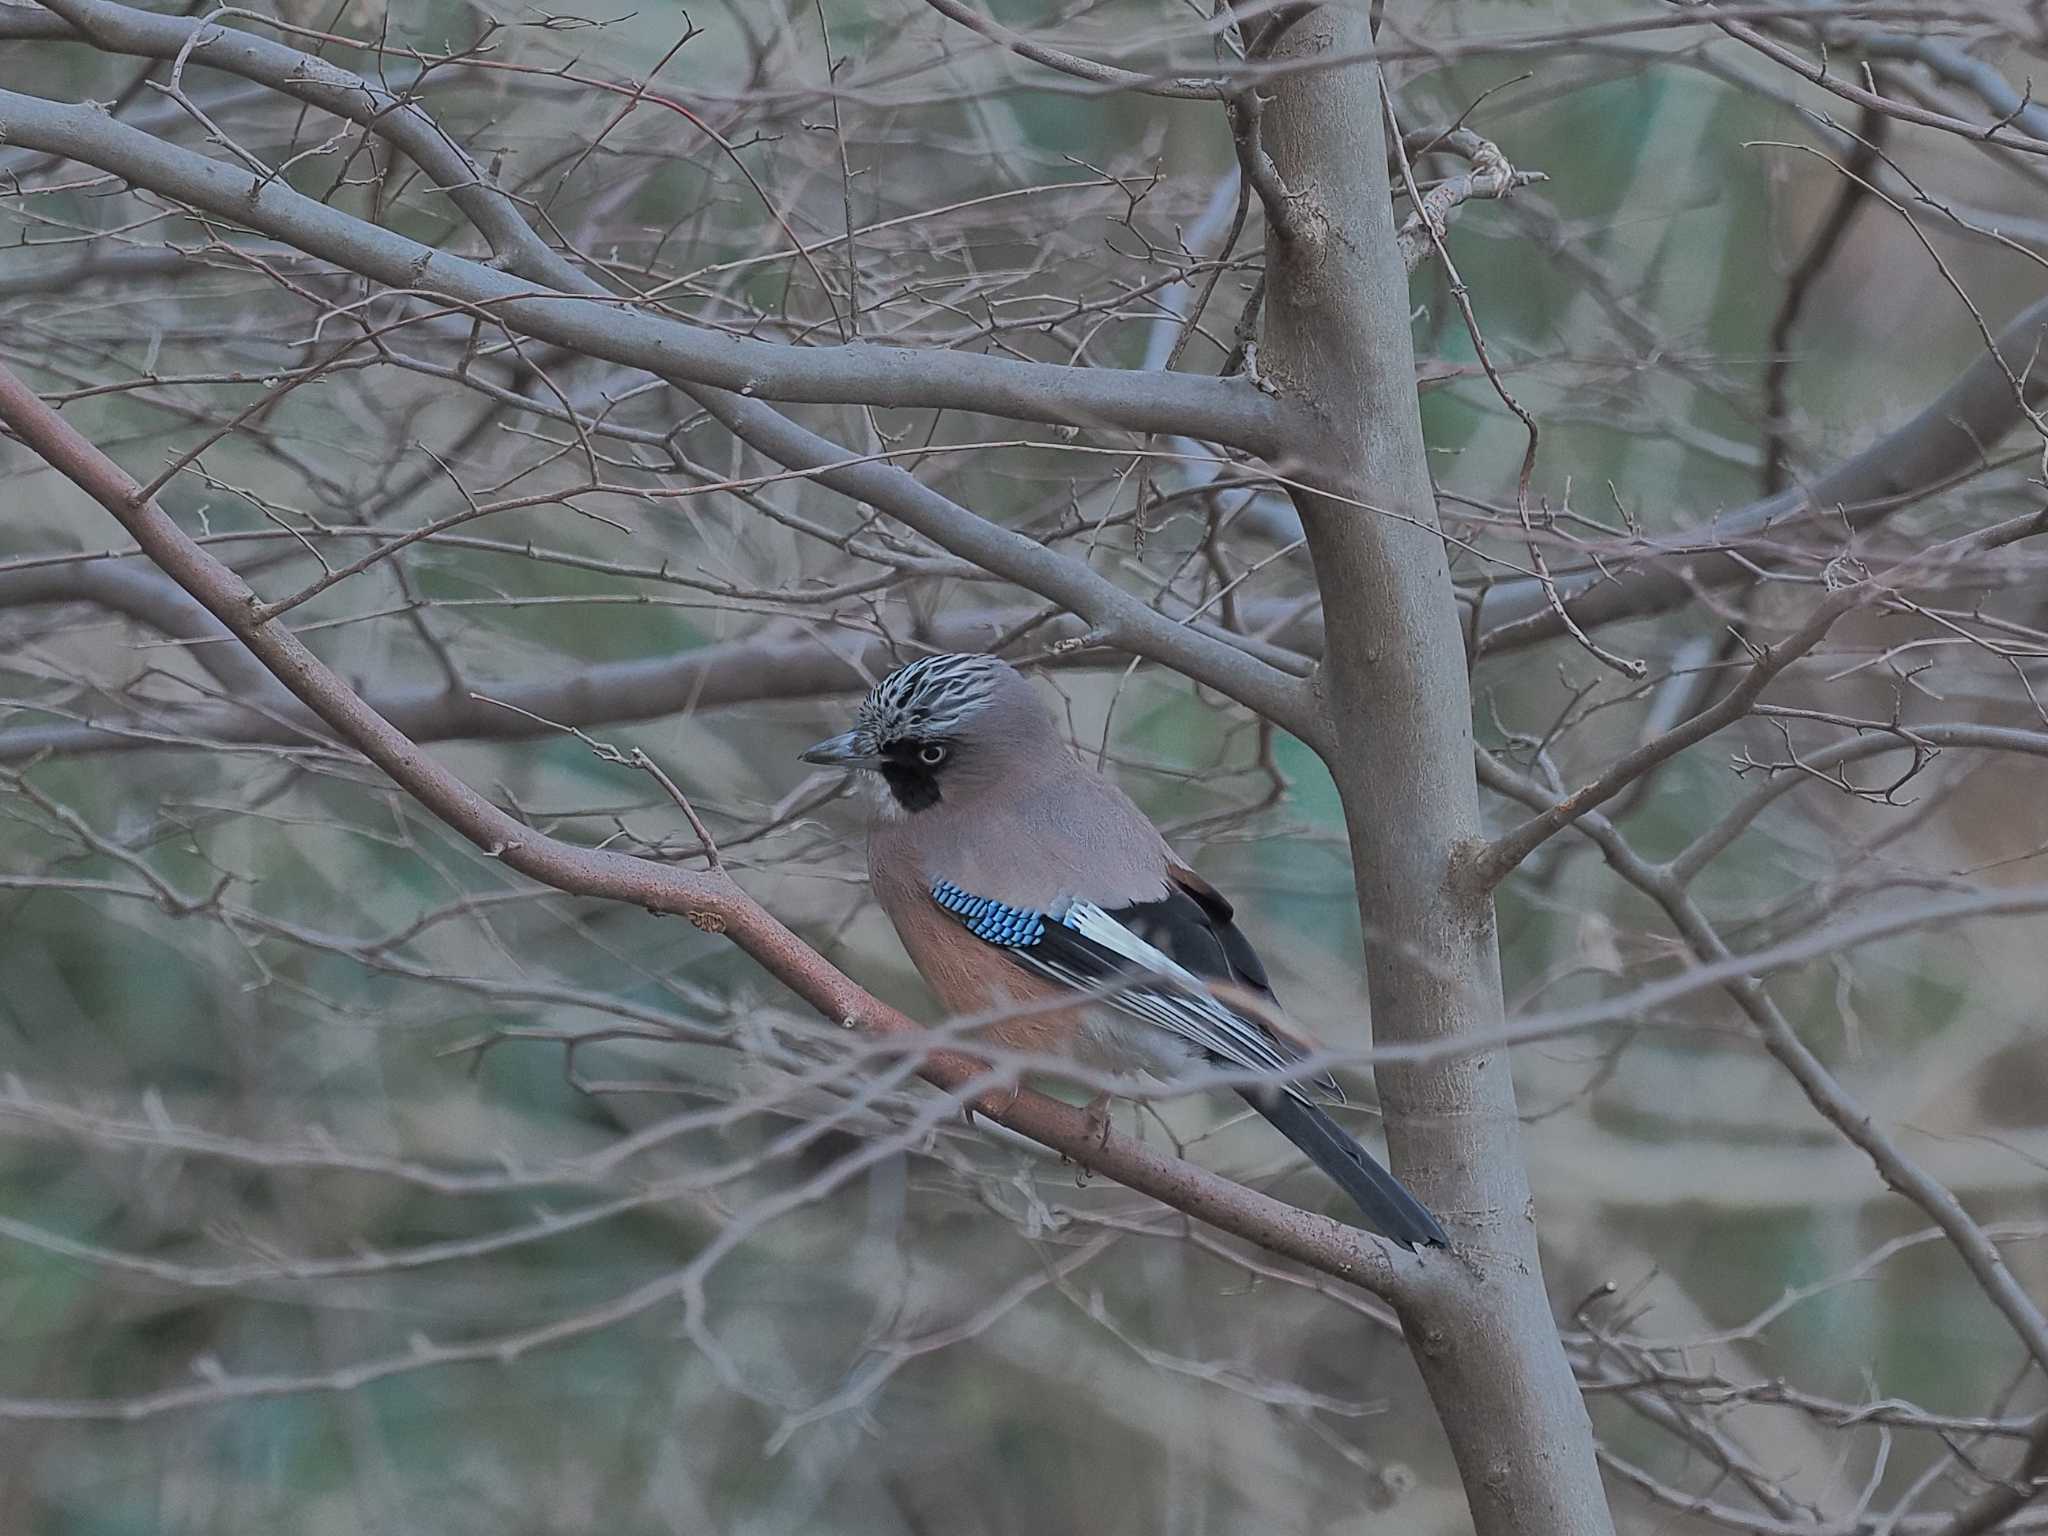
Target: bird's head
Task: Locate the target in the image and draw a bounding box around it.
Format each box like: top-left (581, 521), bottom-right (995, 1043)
top-left (800, 652), bottom-right (1045, 814)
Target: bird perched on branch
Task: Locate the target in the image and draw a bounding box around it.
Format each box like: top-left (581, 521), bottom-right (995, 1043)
top-left (801, 652), bottom-right (1448, 1249)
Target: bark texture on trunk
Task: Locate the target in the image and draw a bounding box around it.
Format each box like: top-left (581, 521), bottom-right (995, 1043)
top-left (1255, 9), bottom-right (1616, 1532)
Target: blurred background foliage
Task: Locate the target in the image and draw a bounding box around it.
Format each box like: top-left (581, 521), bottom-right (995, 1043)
top-left (2, 0), bottom-right (2046, 1531)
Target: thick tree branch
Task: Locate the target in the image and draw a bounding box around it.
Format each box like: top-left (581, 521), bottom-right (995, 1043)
top-left (1255, 11), bottom-right (1614, 1534)
top-left (0, 557), bottom-right (303, 712)
top-left (1709, 9), bottom-right (2048, 157)
top-left (918, 0), bottom-right (1227, 99)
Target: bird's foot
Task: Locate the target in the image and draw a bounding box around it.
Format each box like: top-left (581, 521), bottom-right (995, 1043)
top-left (966, 1083), bottom-right (1023, 1127)
top-left (1082, 1091), bottom-right (1115, 1149)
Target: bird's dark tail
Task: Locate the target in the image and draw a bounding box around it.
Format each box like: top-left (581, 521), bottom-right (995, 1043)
top-left (1239, 1090), bottom-right (1448, 1249)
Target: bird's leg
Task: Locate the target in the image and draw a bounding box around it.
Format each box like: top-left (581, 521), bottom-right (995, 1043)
top-left (1082, 1091), bottom-right (1115, 1148)
top-left (966, 1082), bottom-right (1023, 1127)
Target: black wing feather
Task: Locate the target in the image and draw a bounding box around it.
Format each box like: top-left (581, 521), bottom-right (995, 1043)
top-left (927, 876), bottom-right (1449, 1248)
top-left (1007, 917), bottom-right (1307, 1085)
top-left (1114, 885), bottom-right (1273, 997)
top-left (1252, 1092), bottom-right (1450, 1249)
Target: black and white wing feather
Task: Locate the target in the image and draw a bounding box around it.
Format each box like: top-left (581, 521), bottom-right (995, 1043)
top-left (929, 880), bottom-right (1332, 1103)
top-left (926, 876), bottom-right (1448, 1250)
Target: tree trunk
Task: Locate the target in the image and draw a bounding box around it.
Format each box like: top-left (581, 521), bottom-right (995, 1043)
top-left (1256, 10), bottom-right (1616, 1533)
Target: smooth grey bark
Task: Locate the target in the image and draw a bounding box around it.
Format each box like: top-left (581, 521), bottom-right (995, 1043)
top-left (1254, 10), bottom-right (1615, 1534)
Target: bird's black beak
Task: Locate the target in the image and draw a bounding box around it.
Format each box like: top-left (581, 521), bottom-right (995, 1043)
top-left (800, 729), bottom-right (882, 769)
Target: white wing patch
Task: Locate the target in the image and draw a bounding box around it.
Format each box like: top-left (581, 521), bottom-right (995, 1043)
top-left (1051, 900), bottom-right (1202, 985)
top-left (1043, 902), bottom-right (1324, 1102)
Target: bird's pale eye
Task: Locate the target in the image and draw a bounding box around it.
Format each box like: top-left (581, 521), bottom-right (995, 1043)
top-left (917, 743), bottom-right (949, 767)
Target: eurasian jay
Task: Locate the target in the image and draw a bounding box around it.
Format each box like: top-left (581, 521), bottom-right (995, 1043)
top-left (801, 652), bottom-right (1448, 1250)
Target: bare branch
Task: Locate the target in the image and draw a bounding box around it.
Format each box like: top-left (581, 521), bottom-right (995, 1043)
top-left (1472, 294), bottom-right (2048, 652)
top-left (1471, 510), bottom-right (2048, 886)
top-left (0, 86), bottom-right (1287, 451)
top-left (919, 0), bottom-right (1228, 100)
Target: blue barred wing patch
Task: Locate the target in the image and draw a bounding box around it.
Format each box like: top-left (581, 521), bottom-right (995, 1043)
top-left (930, 879), bottom-right (1047, 946)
